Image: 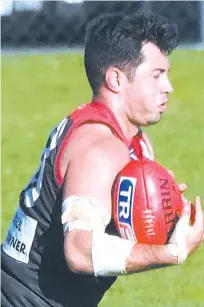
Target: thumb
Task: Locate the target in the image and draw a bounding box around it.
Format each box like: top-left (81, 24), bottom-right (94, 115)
top-left (194, 196), bottom-right (203, 226)
top-left (181, 195), bottom-right (191, 218)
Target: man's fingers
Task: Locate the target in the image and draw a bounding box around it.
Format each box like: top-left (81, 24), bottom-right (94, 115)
top-left (180, 196), bottom-right (191, 219)
top-left (167, 169), bottom-right (174, 178)
top-left (166, 169), bottom-right (187, 193)
top-left (183, 204), bottom-right (191, 218)
top-left (194, 196), bottom-right (203, 226)
top-left (178, 183), bottom-right (187, 193)
top-left (181, 194), bottom-right (190, 207)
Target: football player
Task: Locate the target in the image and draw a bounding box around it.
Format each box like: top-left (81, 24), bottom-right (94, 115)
top-left (1, 13), bottom-right (203, 307)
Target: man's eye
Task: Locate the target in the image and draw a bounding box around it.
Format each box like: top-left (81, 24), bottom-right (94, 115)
top-left (153, 74), bottom-right (160, 79)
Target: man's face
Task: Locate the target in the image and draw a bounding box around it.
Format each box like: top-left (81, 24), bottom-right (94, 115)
top-left (124, 42), bottom-right (173, 126)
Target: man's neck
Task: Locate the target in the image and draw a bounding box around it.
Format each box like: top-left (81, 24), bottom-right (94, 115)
top-left (92, 94), bottom-right (139, 141)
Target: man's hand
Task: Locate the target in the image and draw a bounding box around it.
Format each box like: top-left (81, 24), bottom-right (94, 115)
top-left (167, 169), bottom-right (204, 242)
top-left (168, 196), bottom-right (204, 263)
top-left (167, 169), bottom-right (187, 194)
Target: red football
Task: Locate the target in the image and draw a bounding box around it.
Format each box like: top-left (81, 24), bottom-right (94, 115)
top-left (112, 159), bottom-right (184, 245)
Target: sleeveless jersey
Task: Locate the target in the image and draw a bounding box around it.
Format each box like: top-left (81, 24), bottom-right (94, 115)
top-left (1, 101), bottom-right (153, 307)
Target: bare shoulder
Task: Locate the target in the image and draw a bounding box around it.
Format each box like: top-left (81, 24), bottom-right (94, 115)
top-left (60, 123), bottom-right (130, 178)
top-left (62, 123), bottom-right (130, 211)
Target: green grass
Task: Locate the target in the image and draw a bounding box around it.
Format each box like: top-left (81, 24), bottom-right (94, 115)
top-left (2, 50), bottom-right (204, 307)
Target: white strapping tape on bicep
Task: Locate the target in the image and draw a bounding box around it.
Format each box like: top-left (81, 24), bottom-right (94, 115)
top-left (61, 196), bottom-right (111, 232)
top-left (61, 196), bottom-right (134, 276)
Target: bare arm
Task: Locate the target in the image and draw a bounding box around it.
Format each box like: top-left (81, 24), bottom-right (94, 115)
top-left (61, 125), bottom-right (177, 275)
top-left (125, 244), bottom-right (176, 273)
top-left (61, 125), bottom-right (203, 276)
top-left (65, 232), bottom-right (176, 274)
top-left (63, 132), bottom-right (131, 273)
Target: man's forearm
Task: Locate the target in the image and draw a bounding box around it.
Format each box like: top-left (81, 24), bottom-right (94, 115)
top-left (65, 230), bottom-right (178, 276)
top-left (125, 244), bottom-right (177, 274)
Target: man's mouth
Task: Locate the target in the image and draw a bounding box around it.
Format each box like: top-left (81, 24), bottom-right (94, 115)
top-left (158, 103), bottom-right (167, 112)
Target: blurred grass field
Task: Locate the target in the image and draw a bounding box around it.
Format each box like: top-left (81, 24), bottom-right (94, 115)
top-left (2, 50), bottom-right (204, 307)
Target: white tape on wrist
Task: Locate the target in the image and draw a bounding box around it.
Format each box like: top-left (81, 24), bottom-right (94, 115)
top-left (92, 230), bottom-right (135, 276)
top-left (168, 212), bottom-right (190, 264)
top-left (167, 243), bottom-right (188, 264)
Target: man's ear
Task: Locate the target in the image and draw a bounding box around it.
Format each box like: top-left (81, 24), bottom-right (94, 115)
top-left (105, 67), bottom-right (126, 93)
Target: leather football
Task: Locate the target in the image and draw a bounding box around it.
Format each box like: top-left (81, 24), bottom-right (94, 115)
top-left (112, 159), bottom-right (184, 244)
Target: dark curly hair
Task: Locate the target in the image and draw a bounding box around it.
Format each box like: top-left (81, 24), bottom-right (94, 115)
top-left (84, 13), bottom-right (178, 95)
